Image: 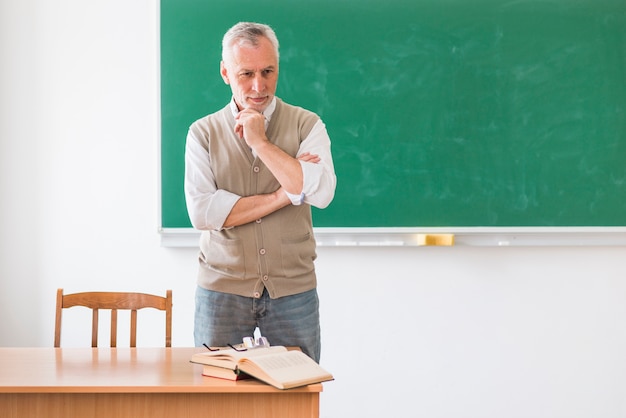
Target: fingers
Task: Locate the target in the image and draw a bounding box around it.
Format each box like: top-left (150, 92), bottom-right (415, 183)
top-left (234, 123), bottom-right (244, 139)
top-left (297, 152), bottom-right (321, 163)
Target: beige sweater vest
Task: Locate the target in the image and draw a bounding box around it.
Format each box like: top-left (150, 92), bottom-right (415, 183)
top-left (193, 98), bottom-right (320, 298)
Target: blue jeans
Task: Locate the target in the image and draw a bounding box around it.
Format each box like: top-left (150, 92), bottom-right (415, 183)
top-left (194, 286), bottom-right (321, 362)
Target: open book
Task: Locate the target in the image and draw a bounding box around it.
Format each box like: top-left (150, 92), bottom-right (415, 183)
top-left (191, 346), bottom-right (334, 389)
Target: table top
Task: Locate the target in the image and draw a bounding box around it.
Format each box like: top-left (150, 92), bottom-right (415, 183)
top-left (0, 347), bottom-right (323, 394)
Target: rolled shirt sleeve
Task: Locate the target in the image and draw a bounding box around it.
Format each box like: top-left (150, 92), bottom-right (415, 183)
top-left (292, 119), bottom-right (336, 209)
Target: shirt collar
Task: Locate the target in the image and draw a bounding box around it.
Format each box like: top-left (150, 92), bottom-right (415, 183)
top-left (229, 96), bottom-right (277, 121)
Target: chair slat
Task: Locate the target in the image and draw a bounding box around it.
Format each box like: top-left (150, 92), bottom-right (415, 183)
top-left (130, 310), bottom-right (137, 348)
top-left (110, 309), bottom-right (118, 347)
top-left (91, 309), bottom-right (99, 348)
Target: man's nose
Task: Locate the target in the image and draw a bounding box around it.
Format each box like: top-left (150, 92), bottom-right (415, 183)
top-left (251, 73), bottom-right (264, 92)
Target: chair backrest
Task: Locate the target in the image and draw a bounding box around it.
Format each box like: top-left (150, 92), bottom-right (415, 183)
top-left (54, 288), bottom-right (172, 347)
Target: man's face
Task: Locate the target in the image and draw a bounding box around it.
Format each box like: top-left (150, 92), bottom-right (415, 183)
top-left (220, 36), bottom-right (279, 113)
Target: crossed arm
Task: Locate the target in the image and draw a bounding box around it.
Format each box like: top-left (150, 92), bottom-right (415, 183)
top-left (223, 152), bottom-right (321, 228)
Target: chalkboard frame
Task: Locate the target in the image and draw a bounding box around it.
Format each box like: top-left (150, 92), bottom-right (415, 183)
top-left (158, 227), bottom-right (626, 247)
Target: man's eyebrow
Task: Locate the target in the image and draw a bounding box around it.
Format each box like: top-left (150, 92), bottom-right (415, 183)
top-left (239, 65), bottom-right (277, 73)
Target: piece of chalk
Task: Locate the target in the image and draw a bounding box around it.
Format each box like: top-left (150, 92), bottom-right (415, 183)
top-left (416, 234), bottom-right (455, 246)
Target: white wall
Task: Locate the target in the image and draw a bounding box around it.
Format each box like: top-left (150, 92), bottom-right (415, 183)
top-left (2, 1), bottom-right (626, 417)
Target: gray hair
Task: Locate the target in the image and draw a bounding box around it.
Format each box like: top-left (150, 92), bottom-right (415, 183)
top-left (222, 22), bottom-right (280, 64)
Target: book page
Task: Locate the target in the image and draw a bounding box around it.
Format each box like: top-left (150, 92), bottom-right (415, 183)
top-left (239, 351), bottom-right (333, 389)
top-left (252, 351), bottom-right (310, 370)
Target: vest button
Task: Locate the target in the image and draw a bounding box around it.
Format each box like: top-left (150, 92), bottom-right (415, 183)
top-left (259, 248), bottom-right (266, 255)
top-left (253, 292), bottom-right (261, 298)
top-left (256, 219), bottom-right (262, 223)
top-left (253, 166), bottom-right (260, 173)
top-left (263, 275), bottom-right (269, 281)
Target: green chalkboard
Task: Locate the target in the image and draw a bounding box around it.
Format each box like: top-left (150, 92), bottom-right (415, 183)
top-left (160, 0), bottom-right (626, 229)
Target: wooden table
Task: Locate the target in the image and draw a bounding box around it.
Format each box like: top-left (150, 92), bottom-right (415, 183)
top-left (0, 347), bottom-right (322, 418)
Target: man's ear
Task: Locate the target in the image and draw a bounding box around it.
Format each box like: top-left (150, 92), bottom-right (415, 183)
top-left (220, 61), bottom-right (230, 85)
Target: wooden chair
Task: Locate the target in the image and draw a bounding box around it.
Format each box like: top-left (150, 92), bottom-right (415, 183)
top-left (54, 288), bottom-right (172, 347)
